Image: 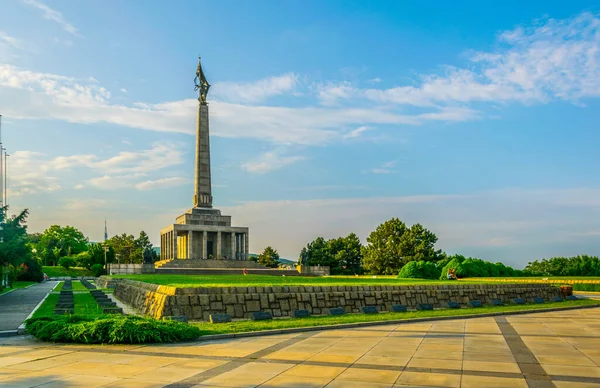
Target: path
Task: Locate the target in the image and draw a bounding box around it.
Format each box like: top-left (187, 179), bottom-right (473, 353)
top-left (1, 306), bottom-right (600, 387)
top-left (0, 281), bottom-right (58, 332)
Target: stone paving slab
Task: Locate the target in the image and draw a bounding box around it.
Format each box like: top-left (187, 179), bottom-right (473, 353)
top-left (2, 308), bottom-right (600, 387)
top-left (0, 281), bottom-right (57, 332)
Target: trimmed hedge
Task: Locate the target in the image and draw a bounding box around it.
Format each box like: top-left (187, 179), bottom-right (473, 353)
top-left (25, 315), bottom-right (201, 344)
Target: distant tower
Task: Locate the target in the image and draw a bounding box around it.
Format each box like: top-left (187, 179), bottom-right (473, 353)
top-left (104, 219), bottom-right (108, 241)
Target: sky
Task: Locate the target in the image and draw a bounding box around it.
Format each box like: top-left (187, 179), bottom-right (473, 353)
top-left (1, 0), bottom-right (599, 268)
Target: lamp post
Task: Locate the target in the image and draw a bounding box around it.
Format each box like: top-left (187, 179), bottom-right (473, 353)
top-left (102, 243), bottom-right (109, 273)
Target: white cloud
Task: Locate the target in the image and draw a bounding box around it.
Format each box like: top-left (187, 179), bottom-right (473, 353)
top-left (241, 150), bottom-right (305, 173)
top-left (135, 177), bottom-right (188, 191)
top-left (368, 160), bottom-right (396, 174)
top-left (213, 73), bottom-right (298, 103)
top-left (343, 125), bottom-right (374, 139)
top-left (316, 82), bottom-right (357, 106)
top-left (120, 88), bottom-right (127, 93)
top-left (0, 65), bottom-right (477, 145)
top-left (359, 12), bottom-right (600, 107)
top-left (0, 31), bottom-right (23, 61)
top-left (8, 143), bottom-right (185, 196)
top-left (22, 0), bottom-right (80, 36)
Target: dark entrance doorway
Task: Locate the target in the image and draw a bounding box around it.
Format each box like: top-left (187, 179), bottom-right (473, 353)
top-left (207, 241), bottom-right (214, 258)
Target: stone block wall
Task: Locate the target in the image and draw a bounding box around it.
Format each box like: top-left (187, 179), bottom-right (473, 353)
top-left (108, 264), bottom-right (155, 275)
top-left (103, 277), bottom-right (563, 322)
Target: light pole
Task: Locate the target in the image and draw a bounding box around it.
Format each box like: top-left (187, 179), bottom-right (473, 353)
top-left (102, 243), bottom-right (109, 273)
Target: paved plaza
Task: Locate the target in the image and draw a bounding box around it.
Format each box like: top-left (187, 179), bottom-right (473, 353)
top-left (0, 282), bottom-right (58, 333)
top-left (0, 308), bottom-right (599, 387)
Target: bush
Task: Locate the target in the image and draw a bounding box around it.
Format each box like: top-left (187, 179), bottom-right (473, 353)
top-left (398, 261), bottom-right (441, 279)
top-left (25, 315), bottom-right (201, 344)
top-left (58, 257), bottom-right (76, 269)
top-left (90, 264), bottom-right (105, 277)
top-left (17, 258), bottom-right (44, 282)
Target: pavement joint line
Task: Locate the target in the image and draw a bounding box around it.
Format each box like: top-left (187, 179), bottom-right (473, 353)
top-left (16, 281), bottom-right (59, 335)
top-left (165, 331), bottom-right (319, 388)
top-left (495, 316), bottom-right (555, 388)
top-left (188, 303), bottom-right (600, 343)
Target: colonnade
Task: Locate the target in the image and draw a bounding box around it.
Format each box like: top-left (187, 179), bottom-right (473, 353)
top-left (160, 230), bottom-right (248, 260)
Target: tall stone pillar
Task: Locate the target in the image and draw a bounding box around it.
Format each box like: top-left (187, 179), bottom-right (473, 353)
top-left (173, 231), bottom-right (178, 260)
top-left (244, 233), bottom-right (249, 261)
top-left (230, 232), bottom-right (235, 260)
top-left (188, 231), bottom-right (194, 259)
top-left (216, 231), bottom-right (222, 259)
top-left (193, 103), bottom-right (213, 208)
top-left (202, 231), bottom-right (207, 259)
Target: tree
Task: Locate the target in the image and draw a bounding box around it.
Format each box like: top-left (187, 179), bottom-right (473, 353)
top-left (0, 206), bottom-right (43, 282)
top-left (108, 233), bottom-right (137, 263)
top-left (361, 218), bottom-right (442, 275)
top-left (299, 233), bottom-right (364, 275)
top-left (37, 225), bottom-right (88, 266)
top-left (258, 246), bottom-right (280, 268)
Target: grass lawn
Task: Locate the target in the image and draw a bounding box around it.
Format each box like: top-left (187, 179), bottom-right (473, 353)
top-left (111, 274), bottom-right (504, 288)
top-left (192, 299), bottom-right (600, 335)
top-left (55, 281), bottom-right (90, 292)
top-left (43, 266), bottom-right (93, 278)
top-left (0, 281), bottom-right (36, 295)
top-left (31, 291), bottom-right (104, 319)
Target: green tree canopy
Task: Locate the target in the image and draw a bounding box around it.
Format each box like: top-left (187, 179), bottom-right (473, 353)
top-left (0, 207), bottom-right (43, 282)
top-left (361, 218), bottom-right (442, 275)
top-left (37, 225), bottom-right (89, 265)
top-left (107, 231), bottom-right (154, 264)
top-left (258, 246), bottom-right (280, 268)
top-left (299, 233), bottom-right (364, 275)
top-left (524, 255), bottom-right (600, 276)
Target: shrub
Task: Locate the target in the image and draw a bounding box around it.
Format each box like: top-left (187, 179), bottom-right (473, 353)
top-left (398, 261), bottom-right (441, 279)
top-left (17, 257), bottom-right (44, 282)
top-left (25, 315), bottom-right (201, 344)
top-left (90, 264), bottom-right (105, 277)
top-left (58, 257), bottom-right (76, 269)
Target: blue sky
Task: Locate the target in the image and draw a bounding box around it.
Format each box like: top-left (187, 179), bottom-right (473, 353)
top-left (1, 1), bottom-right (599, 267)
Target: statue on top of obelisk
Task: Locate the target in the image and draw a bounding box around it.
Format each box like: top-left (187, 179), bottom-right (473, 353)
top-left (194, 57), bottom-right (211, 105)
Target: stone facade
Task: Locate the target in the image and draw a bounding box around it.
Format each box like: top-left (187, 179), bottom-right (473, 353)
top-left (108, 264), bottom-right (155, 275)
top-left (101, 277), bottom-right (563, 322)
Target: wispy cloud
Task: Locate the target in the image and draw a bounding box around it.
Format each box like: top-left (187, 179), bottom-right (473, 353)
top-left (241, 149), bottom-right (305, 173)
top-left (213, 73), bottom-right (298, 103)
top-left (343, 125), bottom-right (374, 139)
top-left (9, 143), bottom-right (185, 196)
top-left (135, 177), bottom-right (189, 191)
top-left (367, 160), bottom-right (397, 174)
top-left (354, 12), bottom-right (600, 107)
top-left (0, 31), bottom-right (23, 61)
top-left (22, 0), bottom-right (80, 36)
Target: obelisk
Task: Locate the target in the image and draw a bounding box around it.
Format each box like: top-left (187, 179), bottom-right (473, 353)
top-left (193, 57), bottom-right (213, 208)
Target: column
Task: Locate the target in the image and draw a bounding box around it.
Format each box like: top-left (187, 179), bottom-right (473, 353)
top-left (173, 230), bottom-right (178, 260)
top-left (236, 234), bottom-right (240, 260)
top-left (244, 233), bottom-right (249, 261)
top-left (230, 232), bottom-right (235, 260)
top-left (188, 231), bottom-right (194, 259)
top-left (160, 234), bottom-right (163, 260)
top-left (216, 231), bottom-right (222, 259)
top-left (202, 231), bottom-right (207, 260)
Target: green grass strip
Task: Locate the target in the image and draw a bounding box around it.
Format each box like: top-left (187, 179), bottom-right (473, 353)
top-left (192, 299), bottom-right (600, 336)
top-left (55, 281), bottom-right (91, 292)
top-left (111, 274), bottom-right (517, 288)
top-left (31, 290), bottom-right (104, 319)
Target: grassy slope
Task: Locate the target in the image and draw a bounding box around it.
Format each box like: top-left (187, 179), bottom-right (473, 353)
top-left (193, 299), bottom-right (600, 335)
top-left (111, 274), bottom-right (507, 288)
top-left (43, 266), bottom-right (93, 278)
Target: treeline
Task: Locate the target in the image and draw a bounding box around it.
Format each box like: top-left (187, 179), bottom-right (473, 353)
top-left (299, 217), bottom-right (527, 278)
top-left (524, 255), bottom-right (600, 276)
top-left (0, 206), bottom-right (158, 290)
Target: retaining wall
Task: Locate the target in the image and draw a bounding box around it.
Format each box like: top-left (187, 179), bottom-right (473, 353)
top-left (98, 277), bottom-right (563, 322)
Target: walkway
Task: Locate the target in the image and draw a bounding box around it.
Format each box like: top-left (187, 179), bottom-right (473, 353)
top-left (1, 307), bottom-right (600, 387)
top-left (0, 282), bottom-right (57, 332)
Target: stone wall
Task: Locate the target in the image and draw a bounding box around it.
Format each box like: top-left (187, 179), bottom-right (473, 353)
top-left (297, 265), bottom-right (330, 276)
top-left (108, 264), bottom-right (155, 275)
top-left (102, 277), bottom-right (563, 322)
